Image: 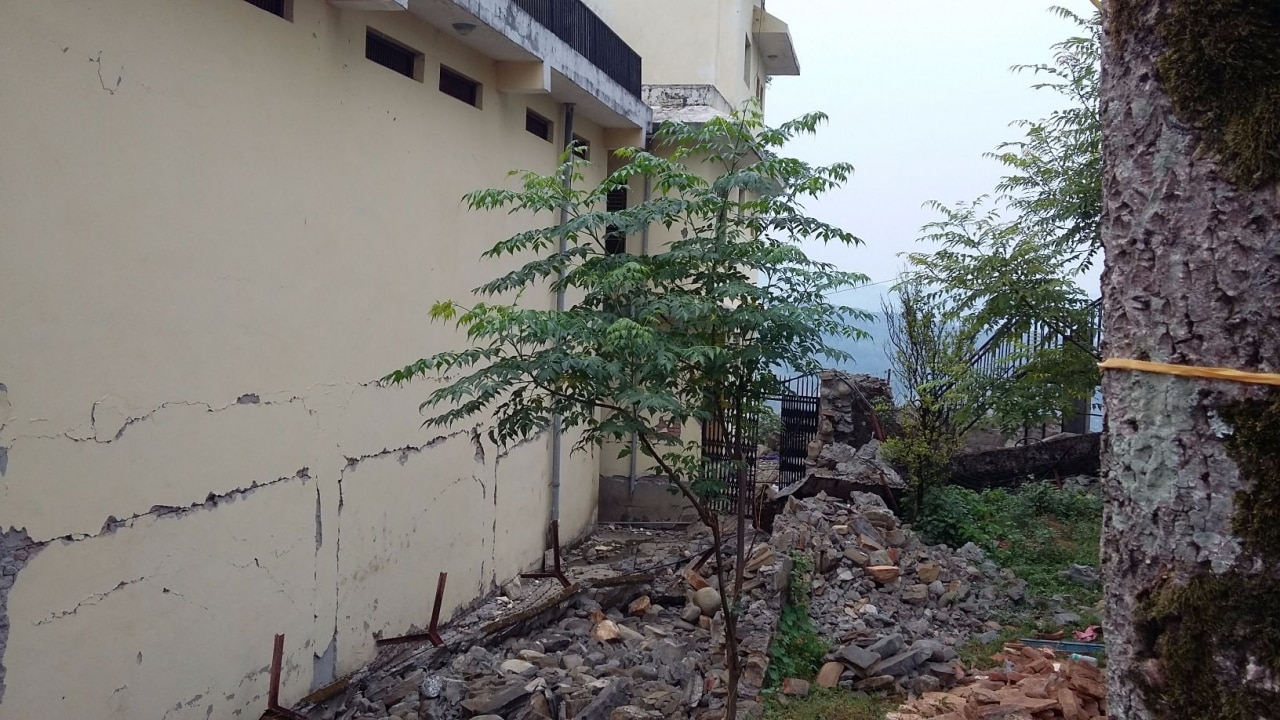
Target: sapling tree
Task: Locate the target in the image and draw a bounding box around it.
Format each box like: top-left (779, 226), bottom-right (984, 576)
top-left (880, 279), bottom-right (976, 518)
top-left (384, 106), bottom-right (869, 718)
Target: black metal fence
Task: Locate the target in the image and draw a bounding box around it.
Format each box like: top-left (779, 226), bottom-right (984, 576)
top-left (699, 404), bottom-right (759, 516)
top-left (698, 372), bottom-right (823, 517)
top-left (773, 373), bottom-right (821, 487)
top-left (964, 298), bottom-right (1105, 434)
top-left (512, 0), bottom-right (643, 98)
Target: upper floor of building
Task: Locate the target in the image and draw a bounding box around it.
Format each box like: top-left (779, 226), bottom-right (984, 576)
top-left (582, 0), bottom-right (800, 123)
top-left (324, 0), bottom-right (799, 131)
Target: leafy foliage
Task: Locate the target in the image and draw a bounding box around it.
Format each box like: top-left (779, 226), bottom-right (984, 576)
top-left (384, 105), bottom-right (867, 720)
top-left (767, 553), bottom-right (829, 688)
top-left (879, 279), bottom-right (973, 518)
top-left (905, 7), bottom-right (1102, 432)
top-left (918, 482), bottom-right (1102, 602)
top-left (384, 106), bottom-right (869, 482)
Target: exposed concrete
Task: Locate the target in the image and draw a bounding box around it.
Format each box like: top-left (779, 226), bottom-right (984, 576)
top-left (0, 528), bottom-right (42, 707)
top-left (643, 84), bottom-right (733, 124)
top-left (598, 475), bottom-right (699, 524)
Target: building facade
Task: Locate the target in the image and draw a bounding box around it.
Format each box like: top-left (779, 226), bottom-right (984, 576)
top-left (0, 1), bottom-right (795, 717)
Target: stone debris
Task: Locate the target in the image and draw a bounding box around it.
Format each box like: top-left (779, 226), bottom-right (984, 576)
top-left (297, 524), bottom-right (784, 720)
top-left (770, 490), bottom-right (1027, 694)
top-left (886, 643), bottom-right (1109, 719)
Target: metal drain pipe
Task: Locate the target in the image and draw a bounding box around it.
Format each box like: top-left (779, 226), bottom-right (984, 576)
top-left (550, 103), bottom-right (576, 525)
top-left (627, 173), bottom-right (653, 493)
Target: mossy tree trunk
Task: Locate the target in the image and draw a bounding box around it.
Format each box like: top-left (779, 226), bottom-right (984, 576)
top-left (1100, 2), bottom-right (1280, 719)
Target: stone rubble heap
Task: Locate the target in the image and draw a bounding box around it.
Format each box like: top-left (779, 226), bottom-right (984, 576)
top-left (301, 525), bottom-right (785, 720)
top-left (887, 643), bottom-right (1109, 719)
top-left (771, 491), bottom-right (1026, 696)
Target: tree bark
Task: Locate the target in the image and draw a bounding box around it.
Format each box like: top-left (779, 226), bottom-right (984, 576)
top-left (1100, 3), bottom-right (1280, 719)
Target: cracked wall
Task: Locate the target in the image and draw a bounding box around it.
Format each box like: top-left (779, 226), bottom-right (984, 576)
top-left (0, 0), bottom-right (606, 717)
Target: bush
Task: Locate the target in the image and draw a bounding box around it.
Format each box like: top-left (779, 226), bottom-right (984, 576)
top-left (917, 482), bottom-right (1102, 600)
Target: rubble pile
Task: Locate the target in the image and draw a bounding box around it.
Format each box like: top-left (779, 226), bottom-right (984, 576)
top-left (300, 525), bottom-right (785, 720)
top-left (886, 643), bottom-right (1109, 719)
top-left (771, 491), bottom-right (1026, 695)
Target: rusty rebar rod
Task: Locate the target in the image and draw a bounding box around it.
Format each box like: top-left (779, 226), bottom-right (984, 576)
top-left (521, 520), bottom-right (571, 588)
top-left (261, 634), bottom-right (307, 720)
top-left (375, 571), bottom-right (449, 647)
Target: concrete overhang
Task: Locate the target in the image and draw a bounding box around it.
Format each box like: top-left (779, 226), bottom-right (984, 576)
top-left (643, 85), bottom-right (733, 128)
top-left (395, 0), bottom-right (652, 130)
top-left (753, 8), bottom-right (800, 76)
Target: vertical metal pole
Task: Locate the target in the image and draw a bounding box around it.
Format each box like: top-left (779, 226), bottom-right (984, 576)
top-left (628, 175), bottom-right (651, 494)
top-left (269, 634), bottom-right (284, 709)
top-left (550, 103), bottom-right (575, 526)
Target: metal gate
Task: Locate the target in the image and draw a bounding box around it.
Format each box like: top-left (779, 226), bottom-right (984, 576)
top-left (697, 372), bottom-right (822, 515)
top-left (699, 398), bottom-right (759, 516)
top-left (771, 372), bottom-right (821, 487)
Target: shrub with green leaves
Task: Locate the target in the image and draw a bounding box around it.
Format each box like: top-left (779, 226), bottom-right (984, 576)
top-left (918, 482), bottom-right (1102, 600)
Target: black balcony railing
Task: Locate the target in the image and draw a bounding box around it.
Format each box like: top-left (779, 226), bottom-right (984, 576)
top-left (512, 0), bottom-right (643, 98)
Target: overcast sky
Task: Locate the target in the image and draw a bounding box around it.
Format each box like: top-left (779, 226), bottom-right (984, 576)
top-left (762, 0), bottom-right (1096, 309)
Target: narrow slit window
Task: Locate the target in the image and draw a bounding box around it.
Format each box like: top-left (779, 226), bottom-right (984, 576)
top-left (244, 0), bottom-right (291, 20)
top-left (366, 30), bottom-right (421, 80)
top-left (525, 110), bottom-right (552, 142)
top-left (605, 188), bottom-right (628, 255)
top-left (571, 134), bottom-right (591, 161)
top-left (439, 66), bottom-right (481, 107)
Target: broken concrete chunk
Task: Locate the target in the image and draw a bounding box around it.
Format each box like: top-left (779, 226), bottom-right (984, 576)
top-left (838, 644), bottom-right (882, 675)
top-left (461, 681), bottom-right (532, 716)
top-left (500, 659), bottom-right (536, 676)
top-left (869, 648), bottom-right (928, 678)
top-left (867, 634), bottom-right (905, 657)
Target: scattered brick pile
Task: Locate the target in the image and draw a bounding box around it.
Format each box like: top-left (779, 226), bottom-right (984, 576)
top-left (887, 643), bottom-right (1108, 720)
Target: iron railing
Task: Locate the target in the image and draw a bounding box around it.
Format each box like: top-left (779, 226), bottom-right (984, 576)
top-left (962, 298), bottom-right (1104, 435)
top-left (512, 0), bottom-right (643, 98)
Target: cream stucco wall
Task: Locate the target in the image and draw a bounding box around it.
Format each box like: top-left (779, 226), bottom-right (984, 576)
top-left (584, 0), bottom-right (766, 108)
top-left (0, 0), bottom-right (614, 717)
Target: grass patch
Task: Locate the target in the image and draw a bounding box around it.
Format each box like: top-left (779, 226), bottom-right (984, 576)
top-left (763, 690), bottom-right (890, 720)
top-left (917, 482), bottom-right (1103, 604)
top-left (955, 622), bottom-right (1040, 670)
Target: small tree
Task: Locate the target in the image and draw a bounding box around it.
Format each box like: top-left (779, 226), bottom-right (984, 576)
top-left (384, 106), bottom-right (868, 718)
top-left (880, 279), bottom-right (974, 518)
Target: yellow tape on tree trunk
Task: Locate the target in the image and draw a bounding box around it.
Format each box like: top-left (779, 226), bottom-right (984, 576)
top-left (1099, 358), bottom-right (1280, 387)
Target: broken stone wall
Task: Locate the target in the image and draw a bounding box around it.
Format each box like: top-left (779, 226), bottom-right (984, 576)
top-left (817, 371), bottom-right (896, 451)
top-left (0, 2), bottom-right (607, 717)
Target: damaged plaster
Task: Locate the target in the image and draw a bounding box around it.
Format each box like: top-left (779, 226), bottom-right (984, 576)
top-left (0, 527), bottom-right (44, 706)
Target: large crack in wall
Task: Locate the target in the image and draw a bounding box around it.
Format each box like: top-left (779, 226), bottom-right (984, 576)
top-left (0, 383), bottom-right (563, 716)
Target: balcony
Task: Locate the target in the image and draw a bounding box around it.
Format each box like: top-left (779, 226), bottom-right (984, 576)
top-left (511, 0), bottom-right (642, 98)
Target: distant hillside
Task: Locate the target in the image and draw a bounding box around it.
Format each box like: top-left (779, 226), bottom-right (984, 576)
top-left (820, 308), bottom-right (892, 380)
